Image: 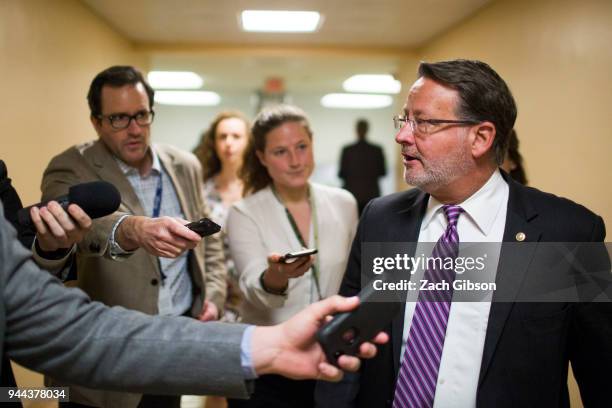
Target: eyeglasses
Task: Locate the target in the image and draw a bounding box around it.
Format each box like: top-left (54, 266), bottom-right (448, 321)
top-left (97, 110), bottom-right (155, 130)
top-left (393, 115), bottom-right (479, 135)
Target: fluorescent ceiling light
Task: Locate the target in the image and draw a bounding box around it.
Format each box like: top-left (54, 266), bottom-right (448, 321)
top-left (343, 74), bottom-right (401, 94)
top-left (241, 10), bottom-right (321, 32)
top-left (148, 71), bottom-right (203, 89)
top-left (155, 91), bottom-right (220, 106)
top-left (321, 93), bottom-right (393, 109)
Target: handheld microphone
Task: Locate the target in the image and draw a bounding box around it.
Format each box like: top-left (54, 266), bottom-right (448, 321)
top-left (18, 181), bottom-right (121, 229)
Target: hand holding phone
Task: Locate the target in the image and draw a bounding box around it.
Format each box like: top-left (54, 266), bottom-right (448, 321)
top-left (279, 248), bottom-right (318, 264)
top-left (185, 218), bottom-right (221, 237)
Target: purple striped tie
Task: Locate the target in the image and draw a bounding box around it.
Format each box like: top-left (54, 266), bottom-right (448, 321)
top-left (393, 205), bottom-right (463, 408)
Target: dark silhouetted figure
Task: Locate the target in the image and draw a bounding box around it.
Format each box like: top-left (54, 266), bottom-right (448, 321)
top-left (339, 119), bottom-right (387, 214)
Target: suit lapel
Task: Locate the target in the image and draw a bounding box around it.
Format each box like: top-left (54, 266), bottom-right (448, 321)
top-left (85, 141), bottom-right (144, 215)
top-left (391, 190), bottom-right (429, 376)
top-left (478, 176), bottom-right (542, 385)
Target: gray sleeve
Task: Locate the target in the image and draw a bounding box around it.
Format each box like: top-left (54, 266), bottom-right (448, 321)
top-left (0, 205), bottom-right (251, 398)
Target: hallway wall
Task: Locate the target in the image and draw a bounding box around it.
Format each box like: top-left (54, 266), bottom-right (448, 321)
top-left (0, 0), bottom-right (147, 203)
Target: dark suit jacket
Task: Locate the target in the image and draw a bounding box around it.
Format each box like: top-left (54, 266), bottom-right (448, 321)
top-left (317, 172), bottom-right (611, 407)
top-left (0, 160), bottom-right (24, 400)
top-left (339, 141), bottom-right (386, 212)
top-left (0, 160), bottom-right (34, 248)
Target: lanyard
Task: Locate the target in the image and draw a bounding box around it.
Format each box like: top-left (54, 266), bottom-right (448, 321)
top-left (271, 185), bottom-right (321, 301)
top-left (152, 172), bottom-right (163, 218)
top-left (152, 171), bottom-right (166, 284)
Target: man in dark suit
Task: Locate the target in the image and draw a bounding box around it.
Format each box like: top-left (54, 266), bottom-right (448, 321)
top-left (339, 119), bottom-right (387, 214)
top-left (316, 59), bottom-right (611, 407)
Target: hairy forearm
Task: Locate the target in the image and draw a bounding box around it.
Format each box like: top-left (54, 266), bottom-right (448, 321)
top-left (114, 215), bottom-right (144, 251)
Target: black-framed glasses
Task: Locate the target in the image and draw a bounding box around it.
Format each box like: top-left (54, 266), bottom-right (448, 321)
top-left (98, 110), bottom-right (155, 130)
top-left (393, 115), bottom-right (479, 135)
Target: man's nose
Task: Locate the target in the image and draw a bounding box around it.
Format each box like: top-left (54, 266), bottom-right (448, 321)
top-left (127, 117), bottom-right (143, 134)
top-left (395, 124), bottom-right (415, 145)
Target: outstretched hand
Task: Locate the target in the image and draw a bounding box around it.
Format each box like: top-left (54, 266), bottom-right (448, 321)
top-left (251, 295), bottom-right (388, 382)
top-left (117, 216), bottom-right (202, 257)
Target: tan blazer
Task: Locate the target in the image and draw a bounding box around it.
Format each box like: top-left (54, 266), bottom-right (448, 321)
top-left (41, 140), bottom-right (227, 408)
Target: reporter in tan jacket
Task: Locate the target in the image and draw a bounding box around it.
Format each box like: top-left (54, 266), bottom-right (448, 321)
top-left (38, 66), bottom-right (226, 408)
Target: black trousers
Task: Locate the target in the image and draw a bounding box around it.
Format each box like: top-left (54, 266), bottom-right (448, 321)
top-left (228, 374), bottom-right (315, 408)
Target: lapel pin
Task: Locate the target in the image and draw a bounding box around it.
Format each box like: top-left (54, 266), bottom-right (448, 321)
top-left (515, 232), bottom-right (526, 242)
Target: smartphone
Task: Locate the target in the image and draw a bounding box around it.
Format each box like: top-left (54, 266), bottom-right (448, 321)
top-left (185, 218), bottom-right (221, 237)
top-left (279, 248), bottom-right (318, 264)
top-left (316, 278), bottom-right (403, 366)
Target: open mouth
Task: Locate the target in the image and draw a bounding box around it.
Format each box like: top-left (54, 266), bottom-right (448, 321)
top-left (126, 141), bottom-right (142, 148)
top-left (402, 152), bottom-right (420, 163)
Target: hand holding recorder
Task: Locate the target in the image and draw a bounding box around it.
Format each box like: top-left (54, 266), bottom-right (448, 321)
top-left (317, 276), bottom-right (402, 366)
top-left (116, 217), bottom-right (221, 259)
top-left (253, 295), bottom-right (389, 381)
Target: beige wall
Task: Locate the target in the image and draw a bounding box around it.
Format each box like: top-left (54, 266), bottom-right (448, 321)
top-left (0, 1), bottom-right (145, 402)
top-left (0, 0), bottom-right (147, 204)
top-left (398, 0), bottom-right (612, 234)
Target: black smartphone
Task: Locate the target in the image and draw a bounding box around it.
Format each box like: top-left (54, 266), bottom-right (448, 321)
top-left (279, 248), bottom-right (318, 264)
top-left (185, 218), bottom-right (221, 237)
top-left (316, 278), bottom-right (403, 366)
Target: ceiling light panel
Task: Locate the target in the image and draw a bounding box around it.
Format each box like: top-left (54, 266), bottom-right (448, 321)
top-left (148, 71), bottom-right (203, 89)
top-left (321, 93), bottom-right (393, 109)
top-left (343, 74), bottom-right (401, 94)
top-left (241, 10), bottom-right (321, 32)
top-left (154, 91), bottom-right (220, 106)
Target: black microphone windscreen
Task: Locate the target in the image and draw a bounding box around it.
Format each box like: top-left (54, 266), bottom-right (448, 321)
top-left (68, 181), bottom-right (121, 219)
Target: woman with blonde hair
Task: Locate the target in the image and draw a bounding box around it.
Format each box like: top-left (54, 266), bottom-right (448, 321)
top-left (226, 105), bottom-right (358, 408)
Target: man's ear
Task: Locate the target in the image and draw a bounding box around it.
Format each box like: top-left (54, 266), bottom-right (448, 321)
top-left (255, 150), bottom-right (267, 168)
top-left (90, 115), bottom-right (102, 134)
top-left (471, 121), bottom-right (496, 160)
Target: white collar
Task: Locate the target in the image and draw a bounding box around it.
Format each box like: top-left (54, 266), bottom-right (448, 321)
top-left (421, 170), bottom-right (507, 236)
